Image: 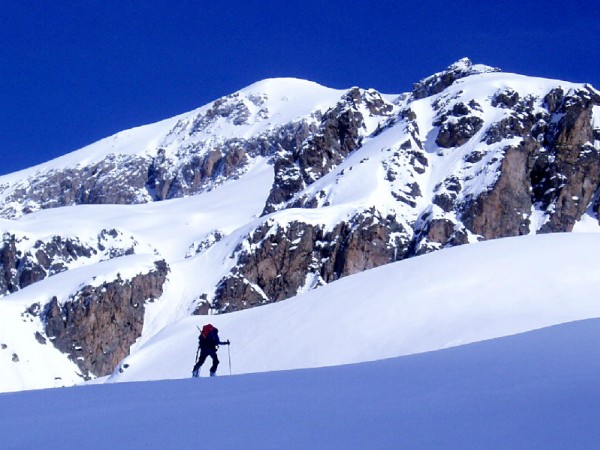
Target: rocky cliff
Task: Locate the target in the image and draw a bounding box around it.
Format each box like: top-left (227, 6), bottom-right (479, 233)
top-left (0, 229), bottom-right (139, 296)
top-left (41, 260), bottom-right (168, 378)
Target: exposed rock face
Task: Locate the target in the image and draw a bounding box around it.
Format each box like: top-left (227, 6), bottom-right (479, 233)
top-left (41, 260), bottom-right (169, 378)
top-left (409, 215), bottom-right (469, 256)
top-left (263, 88), bottom-right (394, 213)
top-left (433, 97), bottom-right (486, 149)
top-left (298, 93), bottom-right (364, 183)
top-left (0, 234), bottom-right (19, 295)
top-left (212, 212), bottom-right (410, 312)
top-left (536, 87), bottom-right (600, 232)
top-left (146, 141), bottom-right (252, 201)
top-left (461, 143), bottom-right (533, 239)
top-left (0, 155), bottom-right (151, 218)
top-left (458, 86), bottom-right (600, 237)
top-left (0, 229), bottom-right (139, 296)
top-left (436, 115), bottom-right (484, 148)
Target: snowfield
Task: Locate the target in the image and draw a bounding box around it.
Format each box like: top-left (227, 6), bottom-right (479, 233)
top-left (2, 318), bottom-right (600, 449)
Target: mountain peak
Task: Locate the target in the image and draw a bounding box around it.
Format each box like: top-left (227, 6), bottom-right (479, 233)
top-left (240, 77), bottom-right (330, 94)
top-left (446, 57), bottom-right (501, 76)
top-left (413, 57), bottom-right (501, 99)
top-left (234, 77), bottom-right (345, 108)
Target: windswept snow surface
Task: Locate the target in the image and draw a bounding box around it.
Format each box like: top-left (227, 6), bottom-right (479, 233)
top-left (110, 232), bottom-right (600, 383)
top-left (2, 319), bottom-right (600, 449)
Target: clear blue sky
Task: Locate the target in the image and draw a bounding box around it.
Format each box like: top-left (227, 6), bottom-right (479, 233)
top-left (1, 0), bottom-right (598, 175)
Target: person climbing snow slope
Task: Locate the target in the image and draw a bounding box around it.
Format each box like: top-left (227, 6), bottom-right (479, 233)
top-left (192, 324), bottom-right (230, 377)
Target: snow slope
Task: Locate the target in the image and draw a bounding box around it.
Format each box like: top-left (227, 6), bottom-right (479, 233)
top-left (0, 78), bottom-right (347, 184)
top-left (109, 232), bottom-right (600, 383)
top-left (2, 222), bottom-right (600, 393)
top-left (0, 159), bottom-right (274, 392)
top-left (2, 318), bottom-right (600, 449)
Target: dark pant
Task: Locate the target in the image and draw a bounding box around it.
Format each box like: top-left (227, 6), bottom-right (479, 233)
top-left (193, 349), bottom-right (219, 374)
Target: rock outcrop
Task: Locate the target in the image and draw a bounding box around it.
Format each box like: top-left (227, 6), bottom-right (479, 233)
top-left (263, 88), bottom-right (394, 213)
top-left (461, 143), bottom-right (534, 239)
top-left (0, 229), bottom-right (139, 296)
top-left (412, 58), bottom-right (500, 99)
top-left (41, 260), bottom-right (169, 378)
top-left (211, 68), bottom-right (600, 311)
top-left (459, 86), bottom-right (600, 237)
top-left (0, 155), bottom-right (151, 218)
top-left (212, 212), bottom-right (410, 312)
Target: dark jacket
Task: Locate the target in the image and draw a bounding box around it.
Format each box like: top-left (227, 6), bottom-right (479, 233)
top-left (199, 328), bottom-right (226, 352)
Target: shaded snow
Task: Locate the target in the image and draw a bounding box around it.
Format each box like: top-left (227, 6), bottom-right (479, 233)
top-left (2, 319), bottom-right (600, 449)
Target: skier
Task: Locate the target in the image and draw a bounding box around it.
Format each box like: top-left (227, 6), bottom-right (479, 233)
top-left (192, 324), bottom-right (230, 377)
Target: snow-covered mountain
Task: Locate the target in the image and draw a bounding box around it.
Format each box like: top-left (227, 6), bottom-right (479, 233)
top-left (1, 58), bottom-right (600, 392)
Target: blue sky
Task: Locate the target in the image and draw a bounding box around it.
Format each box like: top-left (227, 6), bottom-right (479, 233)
top-left (1, 0), bottom-right (598, 175)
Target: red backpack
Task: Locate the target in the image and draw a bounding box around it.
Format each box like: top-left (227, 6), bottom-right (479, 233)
top-left (199, 324), bottom-right (217, 346)
top-left (201, 324), bottom-right (215, 339)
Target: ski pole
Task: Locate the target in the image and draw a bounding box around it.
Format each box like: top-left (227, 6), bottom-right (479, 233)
top-left (194, 326), bottom-right (201, 364)
top-left (228, 343), bottom-right (232, 375)
top-left (194, 345), bottom-right (200, 364)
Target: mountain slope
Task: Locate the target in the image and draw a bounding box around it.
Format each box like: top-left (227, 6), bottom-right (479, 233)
top-left (0, 163), bottom-right (274, 390)
top-left (2, 318), bottom-right (600, 449)
top-left (0, 78), bottom-right (350, 217)
top-left (3, 230), bottom-right (600, 393)
top-left (108, 232), bottom-right (600, 382)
